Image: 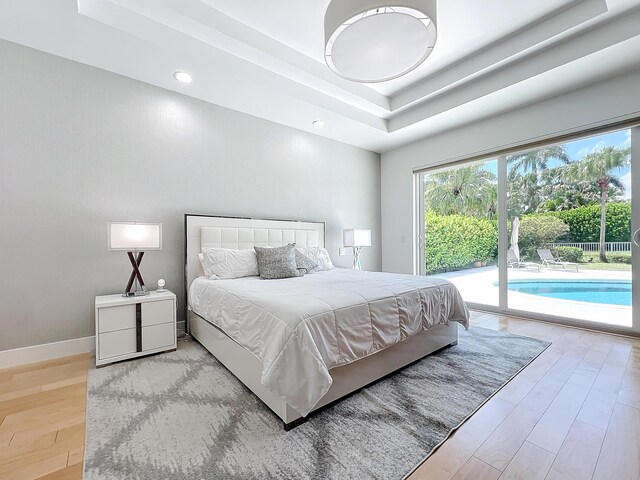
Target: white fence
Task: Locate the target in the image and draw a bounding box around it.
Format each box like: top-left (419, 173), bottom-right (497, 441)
top-left (548, 242), bottom-right (631, 252)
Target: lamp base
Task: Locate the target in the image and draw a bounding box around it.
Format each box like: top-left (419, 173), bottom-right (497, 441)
top-left (123, 251), bottom-right (149, 297)
top-left (123, 290), bottom-right (150, 298)
top-left (352, 246), bottom-right (363, 271)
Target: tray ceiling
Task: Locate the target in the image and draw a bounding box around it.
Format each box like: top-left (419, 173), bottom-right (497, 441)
top-left (0, 0), bottom-right (639, 152)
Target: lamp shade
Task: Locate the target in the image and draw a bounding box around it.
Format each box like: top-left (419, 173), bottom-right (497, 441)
top-left (108, 222), bottom-right (162, 251)
top-left (343, 228), bottom-right (372, 247)
top-left (324, 0), bottom-right (437, 83)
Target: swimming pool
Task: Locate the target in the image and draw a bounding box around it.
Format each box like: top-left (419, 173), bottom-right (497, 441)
top-left (506, 280), bottom-right (631, 306)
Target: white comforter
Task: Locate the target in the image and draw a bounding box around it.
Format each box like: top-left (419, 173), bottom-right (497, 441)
top-left (189, 269), bottom-right (469, 416)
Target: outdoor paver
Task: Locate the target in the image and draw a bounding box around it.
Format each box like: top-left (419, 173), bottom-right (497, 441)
top-left (436, 266), bottom-right (631, 327)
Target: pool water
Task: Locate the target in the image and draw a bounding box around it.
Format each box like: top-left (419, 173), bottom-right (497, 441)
top-left (506, 280), bottom-right (631, 306)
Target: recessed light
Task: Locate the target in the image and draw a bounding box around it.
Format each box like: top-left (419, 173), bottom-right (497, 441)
top-left (312, 120), bottom-right (325, 128)
top-left (173, 71), bottom-right (192, 84)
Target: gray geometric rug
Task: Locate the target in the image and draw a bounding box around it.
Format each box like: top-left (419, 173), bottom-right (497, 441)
top-left (83, 326), bottom-right (549, 480)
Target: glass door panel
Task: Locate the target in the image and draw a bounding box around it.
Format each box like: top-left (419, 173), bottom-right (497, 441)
top-left (422, 159), bottom-right (499, 308)
top-left (506, 130), bottom-right (632, 328)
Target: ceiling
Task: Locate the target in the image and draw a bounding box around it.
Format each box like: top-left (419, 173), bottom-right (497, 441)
top-left (201, 0), bottom-right (582, 95)
top-left (0, 0), bottom-right (639, 153)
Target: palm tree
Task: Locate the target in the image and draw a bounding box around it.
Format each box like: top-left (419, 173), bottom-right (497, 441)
top-left (508, 171), bottom-right (543, 215)
top-left (507, 145), bottom-right (571, 179)
top-left (563, 146), bottom-right (631, 262)
top-left (506, 146), bottom-right (570, 255)
top-left (424, 164), bottom-right (496, 218)
top-left (485, 183), bottom-right (498, 219)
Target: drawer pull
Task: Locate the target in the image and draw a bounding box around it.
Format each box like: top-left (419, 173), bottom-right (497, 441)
top-left (136, 303), bottom-right (142, 352)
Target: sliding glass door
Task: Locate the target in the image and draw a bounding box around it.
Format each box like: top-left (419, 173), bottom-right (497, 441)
top-left (506, 131), bottom-right (632, 328)
top-left (421, 158), bottom-right (499, 308)
top-left (418, 126), bottom-right (639, 334)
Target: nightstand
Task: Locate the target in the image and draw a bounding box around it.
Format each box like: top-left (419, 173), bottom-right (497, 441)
top-left (95, 290), bottom-right (177, 366)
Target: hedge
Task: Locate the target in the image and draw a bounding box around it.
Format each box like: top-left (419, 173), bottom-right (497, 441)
top-left (424, 202), bottom-right (630, 272)
top-left (518, 215), bottom-right (570, 260)
top-left (425, 212), bottom-right (497, 273)
top-left (550, 246), bottom-right (583, 263)
top-left (544, 202), bottom-right (631, 243)
top-left (607, 252), bottom-right (632, 264)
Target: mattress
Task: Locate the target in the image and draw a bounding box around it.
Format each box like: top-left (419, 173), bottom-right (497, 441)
top-left (189, 268), bottom-right (469, 416)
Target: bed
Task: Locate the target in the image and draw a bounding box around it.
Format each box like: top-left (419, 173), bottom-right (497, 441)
top-left (185, 215), bottom-right (469, 428)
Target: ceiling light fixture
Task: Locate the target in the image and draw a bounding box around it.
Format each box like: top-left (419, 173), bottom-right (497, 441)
top-left (324, 1), bottom-right (437, 83)
top-left (312, 120), bottom-right (325, 128)
top-left (173, 71), bottom-right (192, 83)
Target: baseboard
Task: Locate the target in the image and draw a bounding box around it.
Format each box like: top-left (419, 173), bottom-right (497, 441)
top-left (0, 336), bottom-right (95, 369)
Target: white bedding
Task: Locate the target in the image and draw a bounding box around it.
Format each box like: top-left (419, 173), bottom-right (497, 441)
top-left (189, 268), bottom-right (469, 416)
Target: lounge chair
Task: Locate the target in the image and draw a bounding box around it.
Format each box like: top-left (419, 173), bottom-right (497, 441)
top-left (537, 249), bottom-right (579, 272)
top-left (507, 249), bottom-right (540, 271)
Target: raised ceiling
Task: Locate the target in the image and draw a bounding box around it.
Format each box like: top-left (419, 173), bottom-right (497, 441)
top-left (201, 0), bottom-right (587, 94)
top-left (0, 0), bottom-right (639, 152)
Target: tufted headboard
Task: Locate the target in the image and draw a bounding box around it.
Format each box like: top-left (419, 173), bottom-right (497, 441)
top-left (184, 214), bottom-right (325, 302)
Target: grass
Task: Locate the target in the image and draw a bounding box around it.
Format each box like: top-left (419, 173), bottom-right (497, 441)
top-left (577, 253), bottom-right (632, 271)
top-left (435, 253), bottom-right (632, 273)
top-left (577, 262), bottom-right (631, 271)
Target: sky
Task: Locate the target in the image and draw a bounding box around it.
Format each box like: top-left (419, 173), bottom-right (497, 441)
top-left (565, 129), bottom-right (631, 199)
top-left (462, 129), bottom-right (631, 198)
top-left (566, 129), bottom-right (630, 160)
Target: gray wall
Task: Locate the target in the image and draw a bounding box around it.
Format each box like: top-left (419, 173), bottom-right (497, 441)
top-left (381, 67), bottom-right (640, 275)
top-left (0, 39), bottom-right (381, 351)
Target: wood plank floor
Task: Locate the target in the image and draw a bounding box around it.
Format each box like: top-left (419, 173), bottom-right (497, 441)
top-left (411, 311), bottom-right (640, 480)
top-left (0, 354), bottom-right (89, 480)
top-left (0, 312), bottom-right (638, 480)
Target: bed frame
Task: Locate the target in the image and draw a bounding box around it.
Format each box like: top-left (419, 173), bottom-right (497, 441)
top-left (185, 214), bottom-right (459, 428)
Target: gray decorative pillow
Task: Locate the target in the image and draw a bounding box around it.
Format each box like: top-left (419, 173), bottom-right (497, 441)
top-left (295, 249), bottom-right (318, 275)
top-left (254, 244), bottom-right (300, 279)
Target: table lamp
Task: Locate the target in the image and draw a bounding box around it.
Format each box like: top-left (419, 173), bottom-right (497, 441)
top-left (108, 222), bottom-right (163, 297)
top-left (343, 228), bottom-right (371, 271)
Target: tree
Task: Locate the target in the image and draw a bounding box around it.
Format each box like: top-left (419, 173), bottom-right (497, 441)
top-left (563, 146), bottom-right (631, 261)
top-left (518, 215), bottom-right (570, 259)
top-left (424, 164), bottom-right (497, 218)
top-left (537, 183), bottom-right (622, 212)
top-left (507, 145), bottom-right (570, 179)
top-left (506, 146), bottom-right (570, 255)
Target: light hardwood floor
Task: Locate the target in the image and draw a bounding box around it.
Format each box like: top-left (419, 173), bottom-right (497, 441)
top-left (411, 311), bottom-right (640, 480)
top-left (0, 353), bottom-right (89, 480)
top-left (0, 312), bottom-right (638, 480)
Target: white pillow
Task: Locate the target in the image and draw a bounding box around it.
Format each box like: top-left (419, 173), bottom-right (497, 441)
top-left (198, 247), bottom-right (259, 279)
top-left (296, 247), bottom-right (334, 272)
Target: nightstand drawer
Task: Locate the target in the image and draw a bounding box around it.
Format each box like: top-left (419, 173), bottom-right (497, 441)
top-left (100, 328), bottom-right (136, 359)
top-left (98, 304), bottom-right (136, 333)
top-left (95, 291), bottom-right (177, 366)
top-left (142, 322), bottom-right (175, 351)
top-left (142, 299), bottom-right (174, 327)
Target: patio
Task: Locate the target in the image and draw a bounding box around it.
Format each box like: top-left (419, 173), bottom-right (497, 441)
top-left (436, 265), bottom-right (632, 328)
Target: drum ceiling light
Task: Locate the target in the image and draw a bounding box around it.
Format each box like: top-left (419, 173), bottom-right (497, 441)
top-left (324, 0), bottom-right (437, 83)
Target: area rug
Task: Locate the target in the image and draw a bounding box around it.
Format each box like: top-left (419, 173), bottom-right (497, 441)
top-left (83, 326), bottom-right (549, 480)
